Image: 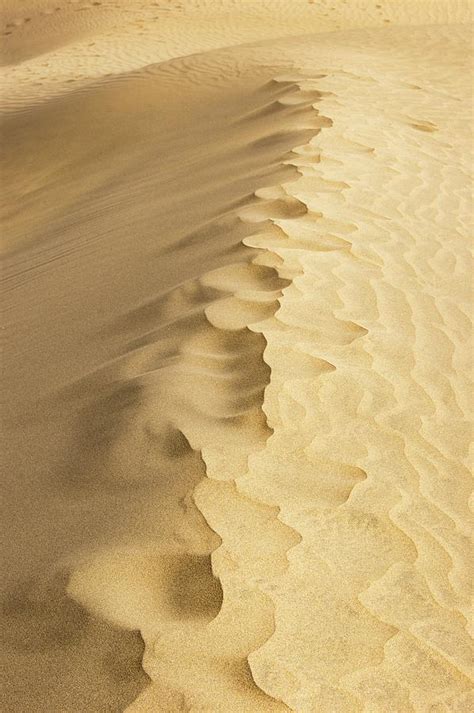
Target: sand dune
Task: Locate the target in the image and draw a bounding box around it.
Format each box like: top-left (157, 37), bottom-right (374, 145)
top-left (1, 2), bottom-right (473, 712)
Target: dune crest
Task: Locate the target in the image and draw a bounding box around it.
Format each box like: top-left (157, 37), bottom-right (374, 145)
top-left (1, 3), bottom-right (473, 712)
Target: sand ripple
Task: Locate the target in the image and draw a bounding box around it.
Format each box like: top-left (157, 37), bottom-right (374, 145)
top-left (1, 4), bottom-right (472, 713)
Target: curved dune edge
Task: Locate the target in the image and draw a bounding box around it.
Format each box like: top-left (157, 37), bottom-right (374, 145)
top-left (131, 28), bottom-right (471, 713)
top-left (63, 75), bottom-right (331, 713)
top-left (125, 25), bottom-right (471, 712)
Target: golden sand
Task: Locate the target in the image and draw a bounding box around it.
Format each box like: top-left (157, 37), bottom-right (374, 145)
top-left (1, 2), bottom-right (473, 711)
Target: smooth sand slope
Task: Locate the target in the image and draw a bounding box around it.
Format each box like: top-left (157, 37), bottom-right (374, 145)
top-left (1, 2), bottom-right (473, 712)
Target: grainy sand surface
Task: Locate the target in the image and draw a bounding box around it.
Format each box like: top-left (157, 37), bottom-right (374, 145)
top-left (1, 2), bottom-right (473, 712)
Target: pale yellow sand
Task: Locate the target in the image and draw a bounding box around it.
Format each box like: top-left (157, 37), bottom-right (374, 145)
top-left (1, 2), bottom-right (473, 712)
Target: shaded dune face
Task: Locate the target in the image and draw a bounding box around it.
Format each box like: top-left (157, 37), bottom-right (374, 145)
top-left (1, 53), bottom-right (327, 711)
top-left (1, 571), bottom-right (148, 713)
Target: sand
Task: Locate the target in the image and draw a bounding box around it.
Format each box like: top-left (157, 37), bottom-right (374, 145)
top-left (1, 1), bottom-right (473, 712)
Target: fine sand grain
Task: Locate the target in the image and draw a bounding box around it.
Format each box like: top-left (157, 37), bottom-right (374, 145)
top-left (1, 2), bottom-right (473, 712)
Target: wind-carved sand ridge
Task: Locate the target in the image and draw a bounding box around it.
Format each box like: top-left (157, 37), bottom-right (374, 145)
top-left (1, 53), bottom-right (332, 710)
top-left (1, 3), bottom-right (473, 713)
top-left (66, 75), bottom-right (332, 713)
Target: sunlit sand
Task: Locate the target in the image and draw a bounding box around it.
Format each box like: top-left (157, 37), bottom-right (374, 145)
top-left (1, 1), bottom-right (473, 711)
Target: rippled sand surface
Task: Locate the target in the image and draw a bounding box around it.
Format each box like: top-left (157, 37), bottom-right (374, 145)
top-left (1, 2), bottom-right (473, 711)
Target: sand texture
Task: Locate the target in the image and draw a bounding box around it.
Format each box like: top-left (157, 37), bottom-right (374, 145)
top-left (1, 1), bottom-right (473, 712)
